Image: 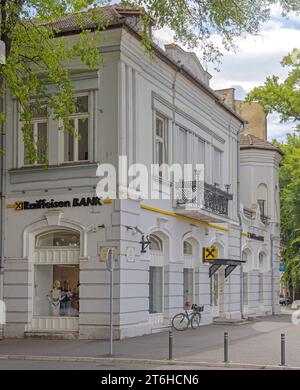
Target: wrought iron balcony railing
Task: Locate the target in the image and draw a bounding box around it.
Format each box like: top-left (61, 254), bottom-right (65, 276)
top-left (175, 181), bottom-right (233, 217)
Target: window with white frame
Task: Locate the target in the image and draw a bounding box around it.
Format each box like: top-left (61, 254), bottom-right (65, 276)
top-left (177, 127), bottom-right (187, 169)
top-left (194, 135), bottom-right (205, 180)
top-left (258, 252), bottom-right (265, 305)
top-left (149, 266), bottom-right (163, 314)
top-left (63, 95), bottom-right (89, 163)
top-left (212, 147), bottom-right (222, 186)
top-left (149, 234), bottom-right (163, 251)
top-left (243, 272), bottom-right (249, 306)
top-left (183, 240), bottom-right (193, 256)
top-left (22, 101), bottom-right (48, 165)
top-left (155, 115), bottom-right (168, 169)
top-left (183, 268), bottom-right (194, 305)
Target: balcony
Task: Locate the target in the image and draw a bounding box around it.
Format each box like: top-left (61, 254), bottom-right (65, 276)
top-left (242, 206), bottom-right (270, 225)
top-left (174, 180), bottom-right (233, 222)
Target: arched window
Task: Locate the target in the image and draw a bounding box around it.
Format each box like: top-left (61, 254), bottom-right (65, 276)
top-left (257, 183), bottom-right (268, 220)
top-left (183, 241), bottom-right (193, 256)
top-left (242, 249), bottom-right (252, 307)
top-left (35, 230), bottom-right (80, 248)
top-left (258, 252), bottom-right (266, 305)
top-left (149, 234), bottom-right (163, 252)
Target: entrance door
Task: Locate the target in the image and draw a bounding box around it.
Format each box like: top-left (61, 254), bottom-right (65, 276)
top-left (183, 268), bottom-right (194, 305)
top-left (211, 270), bottom-right (224, 317)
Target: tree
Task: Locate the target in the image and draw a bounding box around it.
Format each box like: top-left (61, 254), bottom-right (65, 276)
top-left (1, 0), bottom-right (300, 162)
top-left (275, 134), bottom-right (300, 298)
top-left (247, 48), bottom-right (300, 130)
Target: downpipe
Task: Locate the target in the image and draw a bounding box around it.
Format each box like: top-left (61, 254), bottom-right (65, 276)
top-left (237, 124), bottom-right (244, 319)
top-left (0, 80), bottom-right (5, 338)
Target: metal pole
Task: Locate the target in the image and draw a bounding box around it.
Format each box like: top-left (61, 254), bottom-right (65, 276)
top-left (224, 332), bottom-right (229, 363)
top-left (107, 249), bottom-right (114, 356)
top-left (169, 328), bottom-right (173, 360)
top-left (280, 333), bottom-right (286, 366)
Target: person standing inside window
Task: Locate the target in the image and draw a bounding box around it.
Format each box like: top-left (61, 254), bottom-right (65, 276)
top-left (60, 280), bottom-right (72, 316)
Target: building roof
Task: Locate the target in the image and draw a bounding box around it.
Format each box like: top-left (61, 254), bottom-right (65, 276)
top-left (240, 133), bottom-right (284, 156)
top-left (39, 5), bottom-right (144, 33)
top-left (38, 5), bottom-right (245, 125)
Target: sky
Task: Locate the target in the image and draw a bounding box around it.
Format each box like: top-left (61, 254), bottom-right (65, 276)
top-left (152, 6), bottom-right (300, 143)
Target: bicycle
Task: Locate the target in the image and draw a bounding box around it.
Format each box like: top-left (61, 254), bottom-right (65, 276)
top-left (172, 303), bottom-right (204, 331)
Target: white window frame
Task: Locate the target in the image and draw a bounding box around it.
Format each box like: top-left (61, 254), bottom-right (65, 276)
top-left (183, 267), bottom-right (195, 306)
top-left (149, 265), bottom-right (164, 315)
top-left (19, 102), bottom-right (48, 167)
top-left (62, 93), bottom-right (90, 164)
top-left (212, 147), bottom-right (223, 187)
top-left (183, 240), bottom-right (193, 256)
top-left (155, 114), bottom-right (168, 167)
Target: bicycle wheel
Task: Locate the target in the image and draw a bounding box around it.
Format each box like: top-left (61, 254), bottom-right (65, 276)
top-left (172, 313), bottom-right (189, 331)
top-left (191, 313), bottom-right (201, 329)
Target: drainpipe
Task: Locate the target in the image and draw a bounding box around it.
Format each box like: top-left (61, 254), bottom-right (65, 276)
top-left (237, 124), bottom-right (244, 319)
top-left (171, 62), bottom-right (181, 197)
top-left (0, 76), bottom-right (5, 336)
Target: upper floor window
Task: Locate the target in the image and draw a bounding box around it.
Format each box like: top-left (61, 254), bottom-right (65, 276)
top-left (155, 115), bottom-right (168, 169)
top-left (177, 127), bottom-right (187, 168)
top-left (196, 137), bottom-right (205, 165)
top-left (23, 101), bottom-right (48, 165)
top-left (212, 147), bottom-right (222, 186)
top-left (64, 95), bottom-right (89, 163)
top-left (257, 183), bottom-right (268, 217)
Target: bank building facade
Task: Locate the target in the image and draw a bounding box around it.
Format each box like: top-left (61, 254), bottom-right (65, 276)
top-left (0, 5), bottom-right (283, 340)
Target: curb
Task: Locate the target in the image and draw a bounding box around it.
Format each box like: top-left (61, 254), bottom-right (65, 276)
top-left (0, 354), bottom-right (299, 370)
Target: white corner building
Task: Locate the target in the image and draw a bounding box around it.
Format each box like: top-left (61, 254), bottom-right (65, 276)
top-left (0, 6), bottom-right (283, 340)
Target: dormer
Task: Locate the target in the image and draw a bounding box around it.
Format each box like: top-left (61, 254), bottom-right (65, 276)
top-left (164, 43), bottom-right (212, 86)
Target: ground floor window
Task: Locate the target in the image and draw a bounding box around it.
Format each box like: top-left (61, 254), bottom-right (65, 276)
top-left (243, 272), bottom-right (249, 306)
top-left (259, 272), bottom-right (264, 305)
top-left (149, 266), bottom-right (163, 314)
top-left (34, 265), bottom-right (79, 317)
top-left (183, 268), bottom-right (194, 305)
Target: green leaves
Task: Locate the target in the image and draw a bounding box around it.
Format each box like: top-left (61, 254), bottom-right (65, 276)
top-left (1, 0), bottom-right (300, 162)
top-left (247, 49), bottom-right (300, 129)
top-left (1, 0), bottom-right (104, 163)
top-left (276, 134), bottom-right (300, 287)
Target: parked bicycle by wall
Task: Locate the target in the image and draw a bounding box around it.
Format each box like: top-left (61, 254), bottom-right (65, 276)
top-left (172, 301), bottom-right (204, 331)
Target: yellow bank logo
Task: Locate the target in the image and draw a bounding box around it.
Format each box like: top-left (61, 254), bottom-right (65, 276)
top-left (15, 202), bottom-right (24, 211)
top-left (6, 202), bottom-right (23, 211)
top-left (203, 246), bottom-right (218, 261)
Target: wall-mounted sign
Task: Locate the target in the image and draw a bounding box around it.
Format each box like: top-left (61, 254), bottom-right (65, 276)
top-left (126, 247), bottom-right (135, 262)
top-left (247, 232), bottom-right (264, 241)
top-left (99, 246), bottom-right (118, 262)
top-left (279, 263), bottom-right (286, 272)
top-left (7, 197), bottom-right (102, 211)
top-left (203, 246), bottom-right (218, 261)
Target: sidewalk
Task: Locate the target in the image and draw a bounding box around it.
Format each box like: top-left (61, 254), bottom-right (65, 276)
top-left (0, 315), bottom-right (300, 368)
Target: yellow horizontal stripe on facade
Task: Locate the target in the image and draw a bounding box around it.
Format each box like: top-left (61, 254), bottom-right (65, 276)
top-left (140, 204), bottom-right (230, 232)
top-left (241, 232), bottom-right (248, 237)
top-left (103, 199), bottom-right (113, 204)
